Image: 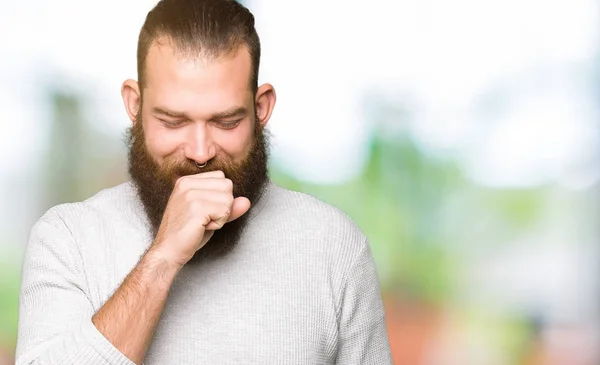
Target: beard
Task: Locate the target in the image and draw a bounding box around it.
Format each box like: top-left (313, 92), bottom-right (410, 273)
top-left (126, 109), bottom-right (270, 261)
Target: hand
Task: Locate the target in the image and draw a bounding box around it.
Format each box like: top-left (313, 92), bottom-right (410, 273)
top-left (150, 170), bottom-right (250, 267)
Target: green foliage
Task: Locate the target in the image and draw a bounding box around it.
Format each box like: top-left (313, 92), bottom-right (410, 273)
top-left (476, 188), bottom-right (547, 230)
top-left (0, 248), bottom-right (21, 350)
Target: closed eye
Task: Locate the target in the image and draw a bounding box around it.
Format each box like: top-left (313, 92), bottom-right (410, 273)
top-left (159, 119), bottom-right (187, 128)
top-left (216, 119), bottom-right (242, 129)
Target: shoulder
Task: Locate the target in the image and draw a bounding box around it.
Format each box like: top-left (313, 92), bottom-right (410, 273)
top-left (270, 184), bottom-right (361, 229)
top-left (262, 182), bottom-right (369, 256)
top-left (33, 181), bottom-right (143, 237)
top-left (45, 181), bottom-right (138, 221)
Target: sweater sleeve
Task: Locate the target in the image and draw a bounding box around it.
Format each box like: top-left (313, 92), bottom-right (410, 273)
top-left (15, 209), bottom-right (135, 365)
top-left (335, 239), bottom-right (393, 364)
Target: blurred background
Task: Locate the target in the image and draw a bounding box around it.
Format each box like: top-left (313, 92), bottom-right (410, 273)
top-left (1, 0), bottom-right (599, 364)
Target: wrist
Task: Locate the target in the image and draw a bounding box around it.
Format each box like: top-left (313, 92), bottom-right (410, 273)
top-left (144, 245), bottom-right (185, 280)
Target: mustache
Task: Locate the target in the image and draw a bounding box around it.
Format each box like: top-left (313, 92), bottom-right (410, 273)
top-left (160, 155), bottom-right (239, 180)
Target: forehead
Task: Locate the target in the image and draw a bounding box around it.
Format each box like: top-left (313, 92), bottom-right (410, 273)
top-left (143, 40), bottom-right (253, 113)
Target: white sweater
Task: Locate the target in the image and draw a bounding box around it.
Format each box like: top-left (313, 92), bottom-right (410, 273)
top-left (16, 181), bottom-right (392, 364)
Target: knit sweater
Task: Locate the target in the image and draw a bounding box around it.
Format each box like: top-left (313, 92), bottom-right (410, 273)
top-left (16, 180), bottom-right (392, 364)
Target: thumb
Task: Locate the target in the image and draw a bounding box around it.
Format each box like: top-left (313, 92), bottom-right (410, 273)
top-left (227, 196), bottom-right (251, 222)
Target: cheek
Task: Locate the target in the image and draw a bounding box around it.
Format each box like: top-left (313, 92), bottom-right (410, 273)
top-left (142, 120), bottom-right (181, 161)
top-left (214, 122), bottom-right (254, 159)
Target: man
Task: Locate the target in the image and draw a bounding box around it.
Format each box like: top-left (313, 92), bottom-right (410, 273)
top-left (16, 0), bottom-right (392, 364)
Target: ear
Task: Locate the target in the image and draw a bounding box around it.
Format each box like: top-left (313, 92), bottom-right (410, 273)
top-left (121, 79), bottom-right (141, 124)
top-left (255, 83), bottom-right (276, 127)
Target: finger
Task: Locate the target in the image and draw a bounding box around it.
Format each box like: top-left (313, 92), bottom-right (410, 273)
top-left (205, 197), bottom-right (249, 229)
top-left (204, 197), bottom-right (250, 229)
top-left (203, 202), bottom-right (232, 230)
top-left (175, 174), bottom-right (231, 193)
top-left (181, 189), bottom-right (233, 211)
top-left (180, 178), bottom-right (233, 194)
top-left (174, 170), bottom-right (225, 187)
top-left (197, 190), bottom-right (234, 207)
top-left (198, 230), bottom-right (214, 250)
top-left (189, 170), bottom-right (225, 179)
top-left (205, 221), bottom-right (222, 231)
top-left (227, 197), bottom-right (251, 223)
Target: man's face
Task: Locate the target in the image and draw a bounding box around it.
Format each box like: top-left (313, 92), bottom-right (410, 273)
top-left (126, 41), bottom-right (270, 259)
top-left (141, 41), bottom-right (258, 176)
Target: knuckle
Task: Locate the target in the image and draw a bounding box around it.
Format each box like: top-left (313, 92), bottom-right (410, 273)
top-left (188, 198), bottom-right (200, 209)
top-left (223, 178), bottom-right (233, 191)
top-left (174, 176), bottom-right (187, 189)
top-left (217, 191), bottom-right (233, 206)
top-left (222, 205), bottom-right (231, 217)
top-left (183, 189), bottom-right (196, 202)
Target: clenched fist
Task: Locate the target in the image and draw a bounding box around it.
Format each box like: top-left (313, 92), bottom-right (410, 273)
top-left (150, 170), bottom-right (250, 267)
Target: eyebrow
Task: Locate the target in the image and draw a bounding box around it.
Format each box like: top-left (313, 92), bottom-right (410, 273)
top-left (152, 107), bottom-right (187, 118)
top-left (152, 106), bottom-right (248, 121)
top-left (209, 107), bottom-right (248, 121)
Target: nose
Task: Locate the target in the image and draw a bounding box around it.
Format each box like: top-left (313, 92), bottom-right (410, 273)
top-left (183, 123), bottom-right (216, 164)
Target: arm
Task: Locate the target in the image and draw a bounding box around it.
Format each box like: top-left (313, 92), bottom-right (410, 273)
top-left (91, 247), bottom-right (180, 364)
top-left (17, 171), bottom-right (248, 365)
top-left (91, 169), bottom-right (250, 361)
top-left (16, 211), bottom-right (138, 365)
top-left (335, 239), bottom-right (393, 364)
